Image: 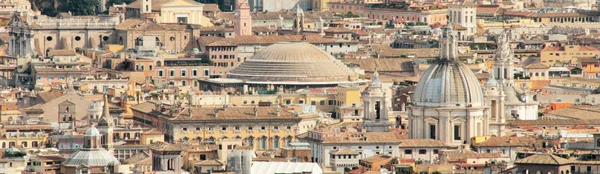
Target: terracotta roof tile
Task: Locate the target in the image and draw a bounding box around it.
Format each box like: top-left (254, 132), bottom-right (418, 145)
top-left (399, 139), bottom-right (449, 147)
top-left (515, 154), bottom-right (571, 165)
top-left (331, 147), bottom-right (359, 155)
top-left (524, 63), bottom-right (549, 69)
top-left (475, 136), bottom-right (537, 147)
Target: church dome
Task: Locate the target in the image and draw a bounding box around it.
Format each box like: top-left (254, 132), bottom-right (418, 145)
top-left (413, 60), bottom-right (484, 107)
top-left (412, 24), bottom-right (484, 107)
top-left (85, 126), bottom-right (101, 137)
top-left (227, 42), bottom-right (359, 83)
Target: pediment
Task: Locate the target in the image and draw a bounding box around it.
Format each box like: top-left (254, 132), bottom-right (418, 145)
top-left (424, 117), bottom-right (438, 123)
top-left (162, 0), bottom-right (203, 7)
top-left (451, 117), bottom-right (466, 123)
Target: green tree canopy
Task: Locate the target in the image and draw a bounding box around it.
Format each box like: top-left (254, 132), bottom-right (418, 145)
top-left (59, 0), bottom-right (99, 16)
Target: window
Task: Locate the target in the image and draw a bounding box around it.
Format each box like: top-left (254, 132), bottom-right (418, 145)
top-left (320, 100), bottom-right (325, 105)
top-left (48, 76), bottom-right (54, 80)
top-left (454, 125), bottom-right (461, 140)
top-left (221, 126), bottom-right (227, 131)
top-left (274, 126), bottom-right (279, 130)
top-left (196, 127), bottom-right (200, 131)
top-left (429, 124), bottom-right (436, 139)
top-left (419, 149), bottom-right (426, 154)
top-left (158, 70), bottom-right (164, 77)
top-left (177, 17), bottom-right (188, 24)
top-left (170, 70), bottom-right (175, 76)
top-left (182, 127), bottom-right (188, 131)
top-left (248, 126), bottom-right (253, 130)
top-left (37, 76), bottom-right (42, 80)
top-left (235, 126), bottom-right (240, 131)
top-left (299, 100), bottom-right (304, 104)
top-left (328, 100), bottom-right (335, 105)
top-left (404, 150), bottom-right (413, 154)
top-left (311, 101), bottom-right (316, 105)
top-left (181, 70), bottom-right (187, 77)
top-left (433, 149), bottom-right (439, 154)
top-left (287, 126), bottom-right (291, 130)
top-left (261, 126), bottom-right (266, 130)
top-left (192, 70), bottom-right (198, 76)
top-left (204, 69), bottom-right (209, 76)
top-left (59, 76), bottom-right (65, 80)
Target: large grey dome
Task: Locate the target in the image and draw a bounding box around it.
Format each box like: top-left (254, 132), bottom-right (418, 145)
top-left (413, 60), bottom-right (484, 107)
top-left (227, 42), bottom-right (359, 83)
top-left (412, 24), bottom-right (484, 108)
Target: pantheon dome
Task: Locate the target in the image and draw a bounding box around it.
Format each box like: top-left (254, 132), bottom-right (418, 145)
top-left (227, 42), bottom-right (359, 84)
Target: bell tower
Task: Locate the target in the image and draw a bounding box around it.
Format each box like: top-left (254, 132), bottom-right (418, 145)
top-left (363, 71), bottom-right (391, 132)
top-left (292, 3), bottom-right (304, 35)
top-left (235, 0), bottom-right (252, 36)
top-left (493, 29), bottom-right (514, 87)
top-left (141, 0), bottom-right (152, 14)
top-left (97, 94), bottom-right (115, 154)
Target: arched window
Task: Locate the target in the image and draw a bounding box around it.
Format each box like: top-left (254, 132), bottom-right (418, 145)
top-left (541, 72), bottom-right (545, 76)
top-left (156, 61), bottom-right (161, 66)
top-left (535, 72), bottom-right (539, 76)
top-left (260, 137), bottom-right (267, 149)
top-left (273, 136), bottom-right (280, 148)
top-left (248, 136), bottom-right (254, 146)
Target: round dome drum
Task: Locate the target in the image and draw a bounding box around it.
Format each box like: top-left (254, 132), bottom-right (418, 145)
top-left (412, 60), bottom-right (484, 107)
top-left (227, 42), bottom-right (359, 83)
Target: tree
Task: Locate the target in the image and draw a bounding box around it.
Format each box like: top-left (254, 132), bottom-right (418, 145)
top-left (41, 7), bottom-right (59, 17)
top-left (59, 0), bottom-right (99, 16)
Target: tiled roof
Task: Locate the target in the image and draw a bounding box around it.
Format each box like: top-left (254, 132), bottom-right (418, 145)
top-left (360, 154), bottom-right (392, 163)
top-left (476, 6), bottom-right (500, 14)
top-left (399, 139), bottom-right (449, 147)
top-left (507, 119), bottom-right (600, 126)
top-left (131, 102), bottom-right (301, 122)
top-left (197, 159), bottom-right (225, 166)
top-left (578, 57), bottom-right (599, 63)
top-left (445, 151), bottom-right (502, 162)
top-left (116, 19), bottom-right (190, 31)
top-left (343, 58), bottom-right (415, 72)
top-left (325, 27), bottom-right (352, 33)
top-left (203, 4), bottom-right (221, 12)
top-left (475, 136), bottom-right (537, 147)
top-left (149, 142), bottom-right (186, 152)
top-left (123, 152), bottom-right (150, 164)
top-left (545, 106), bottom-right (600, 120)
top-left (331, 147), bottom-right (359, 155)
top-left (219, 10), bottom-right (340, 21)
top-left (515, 154), bottom-right (571, 165)
top-left (37, 90), bottom-right (65, 103)
top-left (50, 49), bottom-right (77, 57)
top-left (200, 35), bottom-right (352, 46)
top-left (322, 132), bottom-right (404, 144)
top-left (524, 63), bottom-right (549, 69)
